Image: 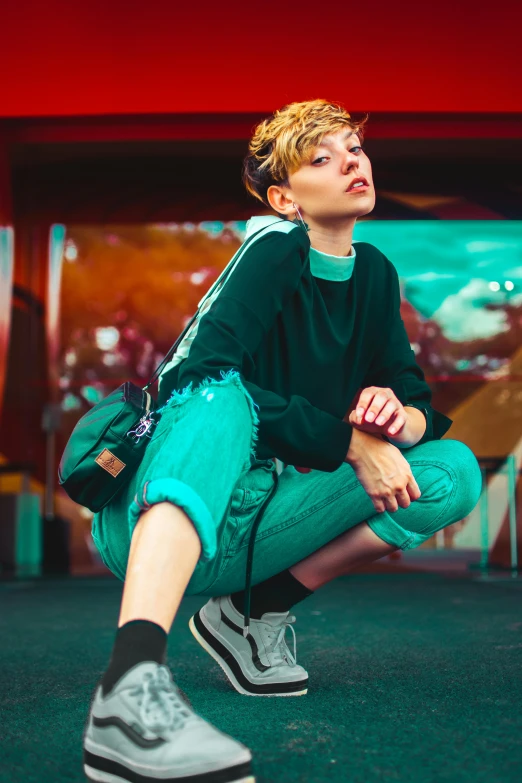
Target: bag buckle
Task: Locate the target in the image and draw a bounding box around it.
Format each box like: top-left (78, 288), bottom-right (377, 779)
top-left (127, 414), bottom-right (156, 444)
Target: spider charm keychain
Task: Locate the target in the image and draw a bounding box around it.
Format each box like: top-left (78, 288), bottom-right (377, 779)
top-left (127, 413), bottom-right (157, 444)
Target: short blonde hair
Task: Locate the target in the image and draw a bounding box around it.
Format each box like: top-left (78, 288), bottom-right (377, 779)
top-left (242, 98), bottom-right (369, 209)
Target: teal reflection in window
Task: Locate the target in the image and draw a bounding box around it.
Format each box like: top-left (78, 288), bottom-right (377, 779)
top-left (353, 221), bottom-right (522, 342)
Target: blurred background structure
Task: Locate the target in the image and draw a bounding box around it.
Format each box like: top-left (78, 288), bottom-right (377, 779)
top-left (0, 0), bottom-right (521, 580)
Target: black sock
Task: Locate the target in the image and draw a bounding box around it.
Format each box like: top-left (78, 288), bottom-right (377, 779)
top-left (101, 619), bottom-right (168, 697)
top-left (230, 568), bottom-right (314, 619)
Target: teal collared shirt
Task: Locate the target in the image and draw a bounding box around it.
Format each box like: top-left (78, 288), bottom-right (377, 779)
top-left (308, 243), bottom-right (356, 281)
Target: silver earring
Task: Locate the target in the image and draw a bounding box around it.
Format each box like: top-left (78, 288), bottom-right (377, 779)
top-left (292, 203), bottom-right (309, 233)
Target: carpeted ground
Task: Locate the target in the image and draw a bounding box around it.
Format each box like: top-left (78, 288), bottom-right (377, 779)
top-left (1, 572), bottom-right (521, 783)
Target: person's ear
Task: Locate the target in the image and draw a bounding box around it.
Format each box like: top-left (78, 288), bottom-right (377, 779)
top-left (266, 184), bottom-right (295, 217)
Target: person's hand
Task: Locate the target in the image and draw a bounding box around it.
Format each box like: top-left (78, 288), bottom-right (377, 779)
top-left (345, 428), bottom-right (421, 513)
top-left (344, 386), bottom-right (408, 439)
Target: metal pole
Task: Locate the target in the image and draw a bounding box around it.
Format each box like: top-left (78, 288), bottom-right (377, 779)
top-left (45, 429), bottom-right (55, 520)
top-left (479, 466), bottom-right (489, 571)
top-left (42, 403), bottom-right (61, 520)
top-left (506, 455), bottom-right (518, 577)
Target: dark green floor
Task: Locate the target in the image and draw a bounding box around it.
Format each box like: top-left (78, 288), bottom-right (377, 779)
top-left (1, 572), bottom-right (521, 783)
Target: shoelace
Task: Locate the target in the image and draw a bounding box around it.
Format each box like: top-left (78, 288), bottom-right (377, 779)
top-left (262, 615), bottom-right (298, 667)
top-left (130, 666), bottom-right (192, 735)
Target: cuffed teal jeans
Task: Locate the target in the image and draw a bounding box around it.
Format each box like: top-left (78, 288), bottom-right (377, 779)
top-left (91, 370), bottom-right (483, 597)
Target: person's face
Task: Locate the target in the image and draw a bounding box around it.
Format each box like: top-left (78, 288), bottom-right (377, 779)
top-left (269, 128), bottom-right (375, 222)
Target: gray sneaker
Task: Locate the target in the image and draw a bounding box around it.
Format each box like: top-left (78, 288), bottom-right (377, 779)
top-left (189, 595), bottom-right (308, 697)
top-left (83, 661), bottom-right (254, 782)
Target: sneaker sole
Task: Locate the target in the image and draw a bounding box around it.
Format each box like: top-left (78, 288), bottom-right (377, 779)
top-left (84, 754), bottom-right (254, 783)
top-left (189, 612), bottom-right (308, 698)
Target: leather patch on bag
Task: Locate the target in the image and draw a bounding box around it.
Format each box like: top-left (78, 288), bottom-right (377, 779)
top-left (95, 449), bottom-right (126, 477)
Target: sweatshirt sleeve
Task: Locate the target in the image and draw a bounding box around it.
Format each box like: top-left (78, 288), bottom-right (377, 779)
top-left (176, 229), bottom-right (353, 472)
top-left (364, 258), bottom-right (453, 448)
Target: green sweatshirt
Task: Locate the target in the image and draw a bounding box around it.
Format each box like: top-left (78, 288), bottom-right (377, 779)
top-left (157, 215), bottom-right (453, 472)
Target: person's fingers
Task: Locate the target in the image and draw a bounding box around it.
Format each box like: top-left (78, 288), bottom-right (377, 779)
top-left (395, 487), bottom-right (411, 509)
top-left (372, 499), bottom-right (386, 513)
top-left (354, 390), bottom-right (373, 422)
top-left (382, 497), bottom-right (398, 513)
top-left (362, 391), bottom-right (390, 423)
top-left (372, 481), bottom-right (418, 513)
top-left (356, 387), bottom-right (400, 425)
top-left (375, 400), bottom-right (401, 427)
top-left (386, 410), bottom-right (407, 436)
top-left (406, 475), bottom-right (422, 500)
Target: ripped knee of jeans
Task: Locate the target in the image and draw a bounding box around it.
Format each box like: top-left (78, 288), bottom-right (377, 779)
top-left (158, 368), bottom-right (262, 467)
